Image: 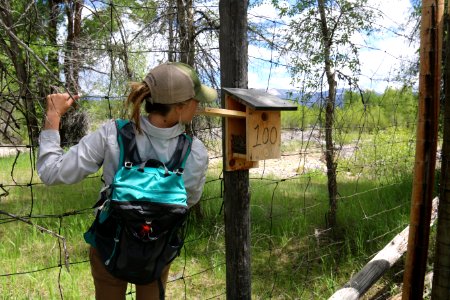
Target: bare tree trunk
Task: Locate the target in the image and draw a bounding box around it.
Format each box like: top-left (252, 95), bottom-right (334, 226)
top-left (61, 0), bottom-right (87, 146)
top-left (48, 0), bottom-right (61, 74)
top-left (168, 0), bottom-right (175, 62)
top-left (317, 0), bottom-right (338, 228)
top-left (114, 9), bottom-right (133, 80)
top-left (177, 0), bottom-right (194, 65)
top-left (73, 0), bottom-right (82, 88)
top-left (64, 3), bottom-right (74, 92)
top-left (38, 0), bottom-right (62, 102)
top-left (64, 0), bottom-right (82, 93)
top-left (0, 0), bottom-right (39, 146)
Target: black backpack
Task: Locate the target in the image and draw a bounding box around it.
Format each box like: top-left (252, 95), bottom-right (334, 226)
top-left (84, 119), bottom-right (192, 298)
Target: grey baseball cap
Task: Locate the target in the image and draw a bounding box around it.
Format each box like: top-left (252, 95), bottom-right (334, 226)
top-left (143, 62), bottom-right (217, 104)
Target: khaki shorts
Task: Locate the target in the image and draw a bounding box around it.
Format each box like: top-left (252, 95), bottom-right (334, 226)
top-left (89, 247), bottom-right (170, 300)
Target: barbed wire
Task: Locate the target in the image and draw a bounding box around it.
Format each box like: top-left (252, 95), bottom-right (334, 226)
top-left (0, 0), bottom-right (424, 299)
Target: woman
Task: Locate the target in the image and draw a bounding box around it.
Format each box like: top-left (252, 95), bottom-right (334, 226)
top-left (37, 62), bottom-right (216, 299)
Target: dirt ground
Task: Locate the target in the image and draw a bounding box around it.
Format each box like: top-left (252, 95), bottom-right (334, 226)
top-left (0, 146), bottom-right (27, 157)
top-left (0, 128), bottom-right (350, 179)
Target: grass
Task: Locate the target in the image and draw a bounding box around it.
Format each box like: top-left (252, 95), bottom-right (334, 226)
top-left (0, 138), bottom-right (420, 299)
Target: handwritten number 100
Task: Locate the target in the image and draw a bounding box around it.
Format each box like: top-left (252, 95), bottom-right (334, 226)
top-left (253, 125), bottom-right (277, 147)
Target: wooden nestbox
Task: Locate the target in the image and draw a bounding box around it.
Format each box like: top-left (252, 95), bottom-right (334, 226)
top-left (198, 88), bottom-right (297, 171)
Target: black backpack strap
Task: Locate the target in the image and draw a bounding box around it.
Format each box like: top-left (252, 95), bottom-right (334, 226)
top-left (165, 134), bottom-right (192, 173)
top-left (157, 278), bottom-right (165, 300)
top-left (115, 119), bottom-right (142, 166)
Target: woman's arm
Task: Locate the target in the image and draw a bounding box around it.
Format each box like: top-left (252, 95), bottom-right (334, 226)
top-left (44, 93), bottom-right (79, 130)
top-left (184, 138), bottom-right (209, 207)
top-left (37, 93), bottom-right (112, 185)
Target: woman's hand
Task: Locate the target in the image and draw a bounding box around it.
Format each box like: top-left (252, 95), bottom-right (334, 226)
top-left (44, 93), bottom-right (80, 130)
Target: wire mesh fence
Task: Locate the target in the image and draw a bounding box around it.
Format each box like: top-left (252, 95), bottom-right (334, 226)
top-left (0, 1), bottom-right (427, 299)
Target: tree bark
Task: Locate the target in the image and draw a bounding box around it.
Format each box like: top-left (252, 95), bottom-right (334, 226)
top-left (431, 1), bottom-right (450, 298)
top-left (0, 0), bottom-right (39, 146)
top-left (219, 0), bottom-right (251, 299)
top-left (61, 0), bottom-right (86, 146)
top-left (64, 0), bottom-right (82, 93)
top-left (403, 1), bottom-right (443, 299)
top-left (168, 0), bottom-right (175, 62)
top-left (48, 0), bottom-right (60, 74)
top-left (177, 0), bottom-right (195, 65)
top-left (317, 0), bottom-right (338, 228)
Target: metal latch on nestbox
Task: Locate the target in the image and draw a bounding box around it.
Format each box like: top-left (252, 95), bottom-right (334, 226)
top-left (197, 88), bottom-right (297, 171)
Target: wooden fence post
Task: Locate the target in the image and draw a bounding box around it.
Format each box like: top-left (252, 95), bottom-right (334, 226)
top-left (431, 0), bottom-right (450, 298)
top-left (402, 0), bottom-right (443, 298)
top-left (219, 0), bottom-right (251, 299)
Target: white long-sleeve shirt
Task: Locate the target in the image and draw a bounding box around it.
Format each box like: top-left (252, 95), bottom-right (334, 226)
top-left (37, 116), bottom-right (208, 207)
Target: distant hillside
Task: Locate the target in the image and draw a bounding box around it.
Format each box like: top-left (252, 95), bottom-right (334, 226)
top-left (261, 88), bottom-right (346, 107)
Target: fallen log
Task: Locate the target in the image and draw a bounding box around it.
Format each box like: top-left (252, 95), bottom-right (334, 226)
top-left (328, 197), bottom-right (439, 300)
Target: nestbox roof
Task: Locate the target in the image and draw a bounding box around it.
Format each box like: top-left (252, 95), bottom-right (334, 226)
top-left (223, 88), bottom-right (297, 111)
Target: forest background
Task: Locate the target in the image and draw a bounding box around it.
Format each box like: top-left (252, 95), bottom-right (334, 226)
top-left (0, 0), bottom-right (438, 299)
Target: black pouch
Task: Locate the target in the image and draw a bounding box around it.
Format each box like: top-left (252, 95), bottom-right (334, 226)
top-left (92, 205), bottom-right (188, 285)
top-left (110, 226), bottom-right (181, 284)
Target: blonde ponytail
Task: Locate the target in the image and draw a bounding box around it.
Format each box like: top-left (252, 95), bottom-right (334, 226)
top-left (125, 82), bottom-right (151, 133)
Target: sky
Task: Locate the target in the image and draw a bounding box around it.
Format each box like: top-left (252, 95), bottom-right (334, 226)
top-left (76, 0), bottom-right (418, 97)
top-left (247, 0), bottom-right (418, 94)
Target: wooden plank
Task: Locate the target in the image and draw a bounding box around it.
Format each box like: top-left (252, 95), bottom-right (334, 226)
top-left (328, 197), bottom-right (439, 300)
top-left (196, 107), bottom-right (246, 118)
top-left (246, 108), bottom-right (281, 161)
top-left (224, 94), bottom-right (258, 171)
